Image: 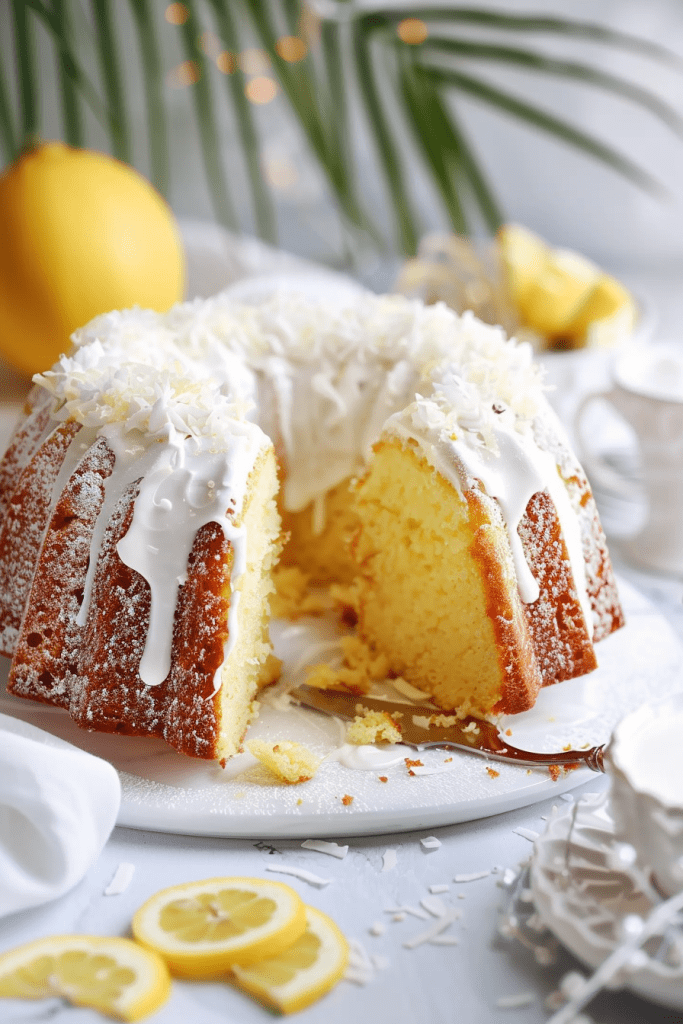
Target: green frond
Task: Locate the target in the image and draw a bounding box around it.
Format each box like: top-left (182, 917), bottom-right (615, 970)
top-left (127, 0), bottom-right (169, 196)
top-left (419, 39), bottom-right (683, 137)
top-left (419, 63), bottom-right (665, 196)
top-left (51, 0), bottom-right (83, 147)
top-left (12, 0), bottom-right (40, 144)
top-left (204, 0), bottom-right (277, 242)
top-left (91, 0), bottom-right (130, 162)
top-left (178, 0), bottom-right (236, 230)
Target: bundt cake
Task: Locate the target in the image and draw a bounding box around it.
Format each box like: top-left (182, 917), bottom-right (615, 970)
top-left (0, 291), bottom-right (623, 761)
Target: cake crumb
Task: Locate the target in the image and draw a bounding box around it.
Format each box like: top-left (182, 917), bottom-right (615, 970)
top-left (505, 728), bottom-right (512, 736)
top-left (378, 775), bottom-right (388, 783)
top-left (305, 635), bottom-right (389, 695)
top-left (548, 764), bottom-right (562, 781)
top-left (486, 767), bottom-right (500, 779)
top-left (405, 758), bottom-right (423, 778)
top-left (342, 794), bottom-right (354, 806)
top-left (270, 566), bottom-right (332, 619)
top-left (248, 739), bottom-right (320, 784)
top-left (347, 707), bottom-right (402, 745)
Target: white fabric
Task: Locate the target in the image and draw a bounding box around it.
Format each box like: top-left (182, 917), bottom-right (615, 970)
top-left (0, 713), bottom-right (120, 918)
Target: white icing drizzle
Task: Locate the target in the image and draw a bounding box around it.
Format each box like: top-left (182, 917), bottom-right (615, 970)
top-left (33, 289), bottom-right (594, 691)
top-left (326, 743), bottom-right (409, 770)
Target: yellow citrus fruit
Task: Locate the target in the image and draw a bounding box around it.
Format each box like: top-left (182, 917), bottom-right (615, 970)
top-left (0, 141), bottom-right (185, 376)
top-left (0, 934), bottom-right (171, 1021)
top-left (231, 905), bottom-right (349, 1014)
top-left (132, 877), bottom-right (307, 979)
top-left (498, 222), bottom-right (634, 348)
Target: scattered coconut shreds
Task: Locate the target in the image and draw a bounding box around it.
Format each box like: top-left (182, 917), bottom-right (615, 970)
top-left (369, 922), bottom-right (386, 937)
top-left (403, 909), bottom-right (461, 949)
top-left (345, 940), bottom-right (374, 986)
top-left (265, 865), bottom-right (331, 887)
top-left (496, 993), bottom-right (536, 1009)
top-left (385, 905), bottom-right (430, 920)
top-left (370, 954), bottom-right (390, 971)
top-left (429, 935), bottom-right (459, 946)
top-left (382, 849), bottom-right (397, 872)
top-left (301, 839), bottom-right (349, 859)
top-left (429, 884), bottom-right (450, 894)
top-left (454, 870), bottom-right (490, 883)
top-left (420, 836), bottom-right (442, 851)
top-left (103, 862), bottom-right (135, 896)
top-left (513, 827), bottom-right (540, 842)
top-left (420, 896), bottom-right (447, 918)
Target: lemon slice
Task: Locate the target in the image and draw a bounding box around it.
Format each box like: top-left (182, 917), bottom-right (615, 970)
top-left (231, 905), bottom-right (349, 1014)
top-left (497, 222), bottom-right (549, 311)
top-left (132, 877), bottom-right (307, 978)
top-left (0, 935), bottom-right (170, 1021)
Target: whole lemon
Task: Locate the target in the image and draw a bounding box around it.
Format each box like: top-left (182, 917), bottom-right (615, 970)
top-left (0, 142), bottom-right (185, 376)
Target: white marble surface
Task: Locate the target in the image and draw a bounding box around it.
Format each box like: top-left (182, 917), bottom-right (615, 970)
top-left (3, 264), bottom-right (683, 1023)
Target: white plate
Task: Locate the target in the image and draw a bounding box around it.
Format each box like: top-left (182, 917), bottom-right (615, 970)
top-left (531, 790), bottom-right (683, 1011)
top-left (0, 578), bottom-right (681, 839)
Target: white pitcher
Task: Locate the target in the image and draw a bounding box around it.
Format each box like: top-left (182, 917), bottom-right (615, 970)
top-left (576, 343), bottom-right (683, 576)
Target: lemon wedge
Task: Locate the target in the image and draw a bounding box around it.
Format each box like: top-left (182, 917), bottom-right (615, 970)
top-left (0, 935), bottom-right (170, 1021)
top-left (132, 877), bottom-right (307, 978)
top-left (498, 222), bottom-right (635, 349)
top-left (231, 905), bottom-right (349, 1014)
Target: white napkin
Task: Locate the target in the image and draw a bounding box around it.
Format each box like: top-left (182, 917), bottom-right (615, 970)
top-left (0, 713), bottom-right (121, 918)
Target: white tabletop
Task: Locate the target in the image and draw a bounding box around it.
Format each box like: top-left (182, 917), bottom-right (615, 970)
top-left (2, 264), bottom-right (683, 1024)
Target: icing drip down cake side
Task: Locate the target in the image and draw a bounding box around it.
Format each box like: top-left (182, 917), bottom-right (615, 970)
top-left (0, 292), bottom-right (623, 762)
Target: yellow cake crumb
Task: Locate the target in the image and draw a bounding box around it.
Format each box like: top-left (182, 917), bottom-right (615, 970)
top-left (305, 635), bottom-right (390, 695)
top-left (341, 794), bottom-right (354, 806)
top-left (247, 739), bottom-right (321, 784)
top-left (346, 706), bottom-right (403, 745)
top-left (270, 566), bottom-right (333, 619)
top-left (486, 766), bottom-right (500, 779)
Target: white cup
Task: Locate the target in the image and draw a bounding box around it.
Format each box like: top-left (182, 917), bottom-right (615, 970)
top-left (575, 342), bottom-right (683, 576)
top-left (607, 693), bottom-right (683, 898)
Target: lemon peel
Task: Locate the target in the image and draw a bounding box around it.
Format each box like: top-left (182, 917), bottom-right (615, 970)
top-left (132, 877), bottom-right (307, 978)
top-left (0, 934), bottom-right (170, 1021)
top-left (231, 905), bottom-right (349, 1014)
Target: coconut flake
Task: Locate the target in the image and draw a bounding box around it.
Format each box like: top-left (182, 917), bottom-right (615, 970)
top-left (513, 827), bottom-right (540, 842)
top-left (301, 839), bottom-right (349, 859)
top-left (403, 909), bottom-right (461, 949)
top-left (103, 862), bottom-right (135, 896)
top-left (421, 896), bottom-right (447, 918)
top-left (382, 849), bottom-right (397, 872)
top-left (265, 865), bottom-right (331, 887)
top-left (420, 836), bottom-right (442, 851)
top-left (454, 871), bottom-right (490, 883)
top-left (429, 884), bottom-right (450, 894)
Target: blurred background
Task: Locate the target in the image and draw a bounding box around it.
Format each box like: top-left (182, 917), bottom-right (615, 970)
top-left (2, 0), bottom-right (683, 279)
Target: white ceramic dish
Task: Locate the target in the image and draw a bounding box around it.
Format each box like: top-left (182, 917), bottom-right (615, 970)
top-left (608, 692), bottom-right (683, 896)
top-left (0, 578), bottom-right (680, 839)
top-left (531, 790), bottom-right (683, 1011)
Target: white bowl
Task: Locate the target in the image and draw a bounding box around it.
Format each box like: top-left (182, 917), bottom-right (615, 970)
top-left (607, 692), bottom-right (683, 897)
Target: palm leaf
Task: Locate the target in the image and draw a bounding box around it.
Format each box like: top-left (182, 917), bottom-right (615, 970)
top-left (397, 51), bottom-right (467, 235)
top-left (418, 63), bottom-right (664, 196)
top-left (0, 45), bottom-right (17, 162)
top-left (204, 0), bottom-right (276, 242)
top-left (178, 0), bottom-right (236, 230)
top-left (362, 9), bottom-right (683, 69)
top-left (91, 0), bottom-right (130, 162)
top-left (24, 0), bottom-right (109, 133)
top-left (127, 0), bottom-right (168, 196)
top-left (352, 26), bottom-right (419, 254)
top-left (419, 38), bottom-right (683, 136)
top-left (51, 0), bottom-right (83, 147)
top-left (11, 0), bottom-right (39, 144)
